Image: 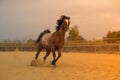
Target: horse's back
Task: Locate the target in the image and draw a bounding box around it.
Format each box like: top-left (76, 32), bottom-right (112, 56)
top-left (41, 33), bottom-right (51, 47)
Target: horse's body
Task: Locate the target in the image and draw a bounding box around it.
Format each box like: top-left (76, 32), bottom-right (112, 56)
top-left (35, 15), bottom-right (70, 66)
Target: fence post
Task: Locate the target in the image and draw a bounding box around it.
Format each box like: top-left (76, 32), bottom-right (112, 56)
top-left (118, 43), bottom-right (120, 51)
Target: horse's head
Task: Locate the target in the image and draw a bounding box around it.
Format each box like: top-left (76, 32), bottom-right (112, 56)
top-left (56, 15), bottom-right (70, 32)
top-left (63, 16), bottom-right (70, 32)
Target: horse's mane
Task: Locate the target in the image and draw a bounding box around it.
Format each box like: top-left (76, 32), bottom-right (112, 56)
top-left (56, 15), bottom-right (69, 31)
top-left (35, 29), bottom-right (50, 44)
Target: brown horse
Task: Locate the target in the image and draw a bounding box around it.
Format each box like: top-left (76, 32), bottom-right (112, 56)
top-left (35, 15), bottom-right (70, 66)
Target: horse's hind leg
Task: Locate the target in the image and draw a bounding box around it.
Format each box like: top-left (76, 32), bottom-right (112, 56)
top-left (43, 50), bottom-right (51, 61)
top-left (35, 51), bottom-right (40, 59)
top-left (35, 44), bottom-right (43, 59)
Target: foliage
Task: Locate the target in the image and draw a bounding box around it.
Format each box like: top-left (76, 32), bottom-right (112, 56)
top-left (68, 25), bottom-right (85, 41)
top-left (103, 31), bottom-right (120, 43)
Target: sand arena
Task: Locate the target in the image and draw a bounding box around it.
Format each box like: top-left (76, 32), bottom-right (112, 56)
top-left (0, 51), bottom-right (120, 80)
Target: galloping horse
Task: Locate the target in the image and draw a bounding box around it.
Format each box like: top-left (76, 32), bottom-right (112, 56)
top-left (35, 15), bottom-right (70, 66)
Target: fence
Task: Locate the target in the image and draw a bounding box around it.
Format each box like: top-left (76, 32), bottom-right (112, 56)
top-left (0, 41), bottom-right (120, 52)
top-left (63, 45), bottom-right (120, 52)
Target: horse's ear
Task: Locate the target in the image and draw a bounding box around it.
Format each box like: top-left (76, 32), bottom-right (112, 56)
top-left (68, 16), bottom-right (70, 20)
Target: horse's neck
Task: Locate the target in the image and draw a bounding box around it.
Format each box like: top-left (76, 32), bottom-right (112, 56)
top-left (55, 29), bottom-right (66, 39)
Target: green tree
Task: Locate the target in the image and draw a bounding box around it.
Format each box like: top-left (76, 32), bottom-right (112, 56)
top-left (103, 31), bottom-right (120, 43)
top-left (68, 25), bottom-right (85, 41)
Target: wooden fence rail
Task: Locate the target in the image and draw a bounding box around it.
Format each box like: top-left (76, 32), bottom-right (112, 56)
top-left (0, 44), bottom-right (120, 52)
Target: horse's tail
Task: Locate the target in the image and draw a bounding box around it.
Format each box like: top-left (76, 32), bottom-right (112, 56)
top-left (35, 29), bottom-right (51, 44)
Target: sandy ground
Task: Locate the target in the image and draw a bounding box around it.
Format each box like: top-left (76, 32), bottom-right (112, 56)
top-left (0, 51), bottom-right (120, 80)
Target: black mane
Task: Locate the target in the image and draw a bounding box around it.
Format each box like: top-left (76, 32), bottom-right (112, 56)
top-left (56, 15), bottom-right (69, 31)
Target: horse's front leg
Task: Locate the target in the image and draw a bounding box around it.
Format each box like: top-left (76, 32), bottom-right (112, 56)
top-left (51, 50), bottom-right (56, 66)
top-left (54, 49), bottom-right (61, 64)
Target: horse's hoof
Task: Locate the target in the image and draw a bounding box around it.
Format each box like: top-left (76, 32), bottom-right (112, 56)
top-left (51, 61), bottom-right (56, 69)
top-left (51, 64), bottom-right (56, 69)
top-left (51, 61), bottom-right (56, 65)
top-left (35, 57), bottom-right (37, 60)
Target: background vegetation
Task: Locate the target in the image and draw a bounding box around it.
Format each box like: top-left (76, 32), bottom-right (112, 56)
top-left (0, 26), bottom-right (120, 52)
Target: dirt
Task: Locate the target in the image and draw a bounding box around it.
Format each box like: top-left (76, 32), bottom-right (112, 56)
top-left (0, 51), bottom-right (120, 80)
